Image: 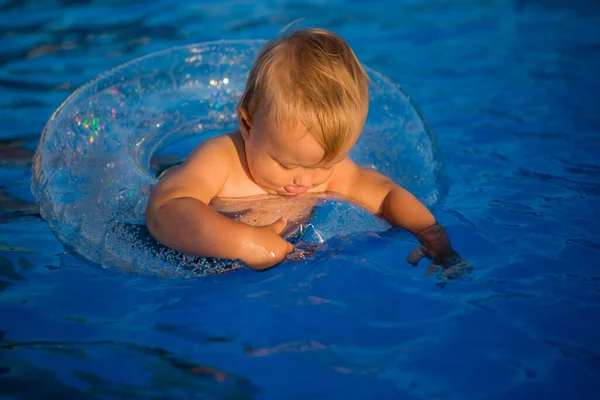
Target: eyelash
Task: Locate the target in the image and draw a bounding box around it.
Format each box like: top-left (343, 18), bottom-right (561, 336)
top-left (277, 161), bottom-right (294, 170)
top-left (275, 159), bottom-right (334, 171)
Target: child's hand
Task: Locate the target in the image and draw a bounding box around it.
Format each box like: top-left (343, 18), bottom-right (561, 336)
top-left (406, 224), bottom-right (473, 279)
top-left (239, 217), bottom-right (295, 271)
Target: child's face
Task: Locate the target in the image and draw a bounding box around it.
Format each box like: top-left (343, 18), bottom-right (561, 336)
top-left (239, 107), bottom-right (359, 196)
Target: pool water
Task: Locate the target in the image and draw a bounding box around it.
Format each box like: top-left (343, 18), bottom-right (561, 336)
top-left (1, 0), bottom-right (599, 398)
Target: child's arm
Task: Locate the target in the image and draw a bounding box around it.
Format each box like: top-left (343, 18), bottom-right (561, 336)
top-left (145, 137), bottom-right (293, 270)
top-left (327, 158), bottom-right (463, 268)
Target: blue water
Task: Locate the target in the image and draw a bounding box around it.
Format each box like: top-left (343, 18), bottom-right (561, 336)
top-left (1, 0), bottom-right (600, 398)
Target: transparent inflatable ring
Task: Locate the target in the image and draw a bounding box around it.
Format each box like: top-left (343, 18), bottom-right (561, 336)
top-left (31, 40), bottom-right (440, 278)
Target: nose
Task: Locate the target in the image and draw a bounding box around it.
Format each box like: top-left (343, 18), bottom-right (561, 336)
top-left (293, 170), bottom-right (316, 188)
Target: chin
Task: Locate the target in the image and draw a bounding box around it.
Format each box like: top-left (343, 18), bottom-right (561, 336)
top-left (262, 187), bottom-right (284, 196)
top-left (260, 185), bottom-right (298, 197)
top-left (268, 188), bottom-right (296, 196)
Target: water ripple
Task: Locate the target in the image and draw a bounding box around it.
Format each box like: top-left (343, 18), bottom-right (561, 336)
top-left (0, 0), bottom-right (599, 398)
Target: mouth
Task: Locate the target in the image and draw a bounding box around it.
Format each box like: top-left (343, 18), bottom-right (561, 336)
top-left (283, 185), bottom-right (309, 195)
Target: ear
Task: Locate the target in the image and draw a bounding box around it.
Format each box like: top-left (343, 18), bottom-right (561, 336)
top-left (238, 107), bottom-right (252, 141)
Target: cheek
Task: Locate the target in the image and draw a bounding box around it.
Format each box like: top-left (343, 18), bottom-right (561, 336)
top-left (245, 144), bottom-right (268, 177)
top-left (249, 155), bottom-right (289, 186)
top-left (265, 163), bottom-right (292, 185)
top-left (316, 169), bottom-right (334, 184)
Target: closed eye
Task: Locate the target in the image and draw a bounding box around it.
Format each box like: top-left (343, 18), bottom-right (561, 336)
top-left (275, 157), bottom-right (338, 171)
top-left (275, 159), bottom-right (295, 170)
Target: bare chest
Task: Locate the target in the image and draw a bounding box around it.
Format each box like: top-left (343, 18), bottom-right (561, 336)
top-left (210, 194), bottom-right (319, 229)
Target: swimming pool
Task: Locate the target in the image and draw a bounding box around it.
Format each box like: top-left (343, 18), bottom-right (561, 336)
top-left (1, 0), bottom-right (599, 398)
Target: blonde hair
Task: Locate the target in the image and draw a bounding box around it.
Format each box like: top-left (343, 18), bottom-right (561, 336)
top-left (239, 28), bottom-right (369, 162)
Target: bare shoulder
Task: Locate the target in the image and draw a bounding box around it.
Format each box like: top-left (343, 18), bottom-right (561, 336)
top-left (147, 132), bottom-right (238, 208)
top-left (326, 157), bottom-right (397, 213)
top-left (183, 132), bottom-right (237, 168)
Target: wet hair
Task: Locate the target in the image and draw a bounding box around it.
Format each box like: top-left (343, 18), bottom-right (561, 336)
top-left (238, 28), bottom-right (369, 162)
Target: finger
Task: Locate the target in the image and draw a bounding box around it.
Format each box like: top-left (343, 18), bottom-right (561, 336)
top-left (268, 217), bottom-right (288, 234)
top-left (441, 266), bottom-right (460, 280)
top-left (421, 246), bottom-right (437, 261)
top-left (295, 242), bottom-right (319, 250)
top-left (465, 261), bottom-right (474, 274)
top-left (454, 259), bottom-right (474, 275)
top-left (287, 247), bottom-right (314, 261)
top-left (425, 263), bottom-right (442, 276)
top-left (286, 241), bottom-right (294, 254)
top-left (407, 245), bottom-right (425, 266)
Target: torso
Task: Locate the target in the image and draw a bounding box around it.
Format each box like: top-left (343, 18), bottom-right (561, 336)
top-left (209, 194), bottom-right (319, 229)
top-left (208, 131), bottom-right (326, 228)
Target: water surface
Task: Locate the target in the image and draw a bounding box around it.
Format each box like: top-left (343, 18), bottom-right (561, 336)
top-left (1, 0), bottom-right (600, 398)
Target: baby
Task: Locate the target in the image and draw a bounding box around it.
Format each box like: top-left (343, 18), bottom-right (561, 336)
top-left (146, 28), bottom-right (466, 273)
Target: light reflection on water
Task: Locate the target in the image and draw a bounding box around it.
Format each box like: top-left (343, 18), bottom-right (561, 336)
top-left (1, 0), bottom-right (599, 398)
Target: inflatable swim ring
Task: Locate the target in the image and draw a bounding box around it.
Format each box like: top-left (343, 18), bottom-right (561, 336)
top-left (31, 40), bottom-right (440, 278)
